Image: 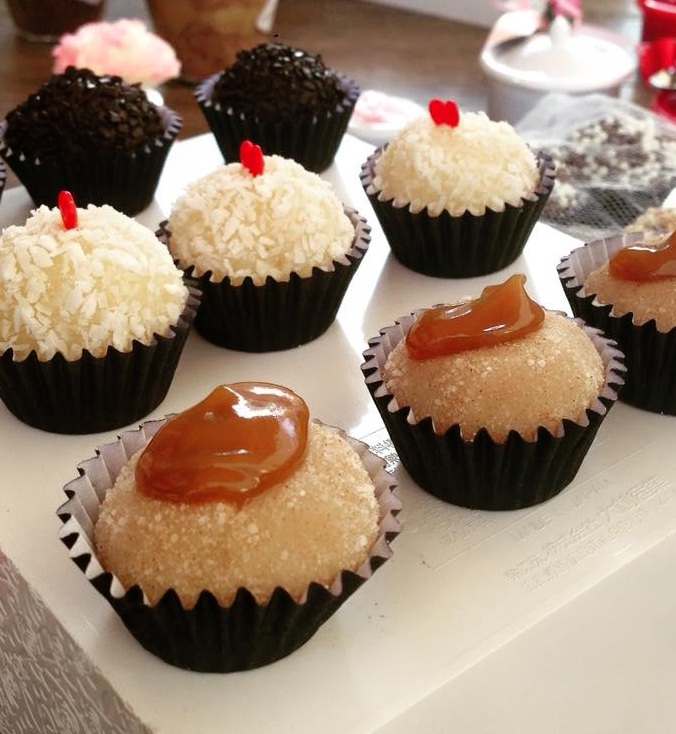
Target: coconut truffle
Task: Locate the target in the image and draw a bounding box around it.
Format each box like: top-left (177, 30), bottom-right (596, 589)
top-left (166, 155), bottom-right (355, 285)
top-left (94, 422), bottom-right (380, 607)
top-left (0, 203), bottom-right (188, 361)
top-left (585, 262), bottom-right (676, 332)
top-left (382, 311), bottom-right (605, 442)
top-left (373, 111), bottom-right (539, 217)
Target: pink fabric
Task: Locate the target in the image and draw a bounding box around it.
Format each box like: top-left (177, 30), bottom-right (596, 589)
top-left (52, 18), bottom-right (181, 88)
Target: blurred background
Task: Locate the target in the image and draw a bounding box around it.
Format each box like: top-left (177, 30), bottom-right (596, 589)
top-left (0, 0), bottom-right (654, 147)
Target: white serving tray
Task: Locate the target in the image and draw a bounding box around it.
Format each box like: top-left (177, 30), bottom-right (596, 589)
top-left (2, 134), bottom-right (676, 734)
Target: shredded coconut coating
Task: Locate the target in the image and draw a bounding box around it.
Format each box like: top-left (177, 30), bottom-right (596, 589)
top-left (94, 422), bottom-right (380, 607)
top-left (585, 263), bottom-right (676, 332)
top-left (373, 112), bottom-right (539, 217)
top-left (382, 312), bottom-right (604, 442)
top-left (167, 156), bottom-right (355, 286)
top-left (0, 204), bottom-right (188, 361)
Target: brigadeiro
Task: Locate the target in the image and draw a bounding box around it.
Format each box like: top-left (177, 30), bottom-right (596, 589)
top-left (0, 66), bottom-right (181, 215)
top-left (195, 42), bottom-right (360, 172)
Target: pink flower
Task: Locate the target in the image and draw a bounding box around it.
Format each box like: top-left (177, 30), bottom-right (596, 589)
top-left (52, 18), bottom-right (181, 88)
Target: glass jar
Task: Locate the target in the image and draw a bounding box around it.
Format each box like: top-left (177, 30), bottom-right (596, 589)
top-left (6, 0), bottom-right (107, 43)
top-left (145, 0), bottom-right (278, 83)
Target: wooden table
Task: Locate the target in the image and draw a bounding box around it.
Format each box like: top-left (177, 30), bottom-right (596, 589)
top-left (0, 0), bottom-right (654, 190)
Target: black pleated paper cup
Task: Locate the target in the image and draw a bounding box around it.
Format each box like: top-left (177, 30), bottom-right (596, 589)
top-left (0, 158), bottom-right (6, 206)
top-left (558, 233), bottom-right (676, 415)
top-left (159, 208), bottom-right (370, 352)
top-left (195, 72), bottom-right (360, 173)
top-left (0, 107), bottom-right (182, 216)
top-left (0, 284), bottom-right (200, 434)
top-left (360, 147), bottom-right (556, 278)
top-left (56, 420), bottom-right (402, 673)
top-left (361, 309), bottom-right (625, 510)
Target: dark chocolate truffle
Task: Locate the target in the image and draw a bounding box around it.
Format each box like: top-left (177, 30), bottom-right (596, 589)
top-left (3, 66), bottom-right (165, 157)
top-left (211, 43), bottom-right (348, 122)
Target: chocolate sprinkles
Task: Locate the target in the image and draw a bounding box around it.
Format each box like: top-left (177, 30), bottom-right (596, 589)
top-left (3, 66), bottom-right (165, 158)
top-left (211, 43), bottom-right (347, 122)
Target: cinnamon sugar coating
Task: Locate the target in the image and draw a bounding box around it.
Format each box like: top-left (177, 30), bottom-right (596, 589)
top-left (585, 262), bottom-right (676, 332)
top-left (382, 312), bottom-right (604, 442)
top-left (94, 423), bottom-right (379, 607)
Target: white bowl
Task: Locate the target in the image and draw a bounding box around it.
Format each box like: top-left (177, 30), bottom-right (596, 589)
top-left (480, 12), bottom-right (636, 124)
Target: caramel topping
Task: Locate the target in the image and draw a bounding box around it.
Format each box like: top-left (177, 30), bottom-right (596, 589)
top-left (609, 230), bottom-right (676, 282)
top-left (135, 383), bottom-right (309, 505)
top-left (405, 274), bottom-right (545, 360)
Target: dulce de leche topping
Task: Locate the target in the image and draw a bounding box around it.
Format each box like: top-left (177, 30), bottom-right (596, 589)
top-left (609, 230), bottom-right (676, 282)
top-left (405, 274), bottom-right (545, 360)
top-left (135, 383), bottom-right (309, 505)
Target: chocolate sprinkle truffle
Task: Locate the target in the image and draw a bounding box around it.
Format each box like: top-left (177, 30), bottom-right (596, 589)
top-left (3, 67), bottom-right (165, 157)
top-left (0, 66), bottom-right (182, 215)
top-left (211, 43), bottom-right (347, 122)
top-left (195, 43), bottom-right (359, 172)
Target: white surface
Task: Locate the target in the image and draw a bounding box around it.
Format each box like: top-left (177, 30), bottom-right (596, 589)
top-left (2, 133), bottom-right (676, 733)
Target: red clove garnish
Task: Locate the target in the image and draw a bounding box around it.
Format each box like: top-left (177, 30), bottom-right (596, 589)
top-left (58, 190), bottom-right (78, 230)
top-left (240, 140), bottom-right (265, 177)
top-left (428, 98), bottom-right (460, 127)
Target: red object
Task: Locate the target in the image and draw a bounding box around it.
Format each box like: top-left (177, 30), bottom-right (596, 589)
top-left (637, 0), bottom-right (676, 43)
top-left (652, 90), bottom-right (676, 124)
top-left (58, 190), bottom-right (78, 229)
top-left (428, 99), bottom-right (460, 128)
top-left (239, 139), bottom-right (264, 177)
top-left (639, 36), bottom-right (676, 86)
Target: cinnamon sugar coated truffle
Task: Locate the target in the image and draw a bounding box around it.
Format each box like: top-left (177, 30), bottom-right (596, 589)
top-left (373, 112), bottom-right (539, 216)
top-left (0, 204), bottom-right (188, 360)
top-left (94, 422), bottom-right (380, 607)
top-left (584, 263), bottom-right (676, 331)
top-left (167, 155), bottom-right (355, 285)
top-left (382, 312), bottom-right (604, 442)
